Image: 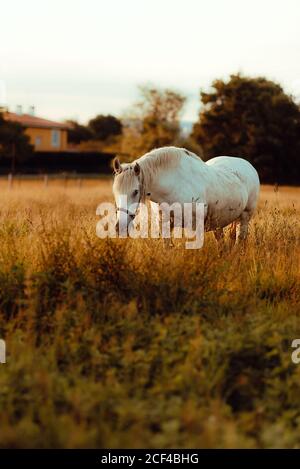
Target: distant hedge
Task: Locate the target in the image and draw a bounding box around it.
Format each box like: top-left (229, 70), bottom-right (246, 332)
top-left (0, 151), bottom-right (115, 175)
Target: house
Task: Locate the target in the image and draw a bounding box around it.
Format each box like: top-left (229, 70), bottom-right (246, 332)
top-left (3, 110), bottom-right (69, 152)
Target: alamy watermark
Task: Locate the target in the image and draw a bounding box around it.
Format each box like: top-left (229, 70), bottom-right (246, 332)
top-left (291, 339), bottom-right (300, 364)
top-left (96, 197), bottom-right (205, 249)
top-left (0, 339), bottom-right (6, 364)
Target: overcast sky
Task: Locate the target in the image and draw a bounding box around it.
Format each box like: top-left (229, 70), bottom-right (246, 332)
top-left (1, 0), bottom-right (300, 122)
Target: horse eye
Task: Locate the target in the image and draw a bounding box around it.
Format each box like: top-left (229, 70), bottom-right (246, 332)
top-left (133, 190), bottom-right (139, 197)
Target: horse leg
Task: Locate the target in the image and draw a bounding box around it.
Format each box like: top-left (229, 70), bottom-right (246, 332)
top-left (160, 212), bottom-right (174, 248)
top-left (236, 210), bottom-right (251, 243)
top-left (213, 228), bottom-right (224, 242)
top-left (229, 221), bottom-right (237, 246)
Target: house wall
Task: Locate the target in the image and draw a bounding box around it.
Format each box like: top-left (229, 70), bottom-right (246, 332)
top-left (24, 127), bottom-right (68, 151)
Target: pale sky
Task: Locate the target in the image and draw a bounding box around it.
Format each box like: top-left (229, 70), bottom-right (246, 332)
top-left (1, 0), bottom-right (300, 123)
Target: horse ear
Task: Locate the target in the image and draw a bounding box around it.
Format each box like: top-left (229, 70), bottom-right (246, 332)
top-left (134, 162), bottom-right (140, 176)
top-left (113, 157), bottom-right (121, 174)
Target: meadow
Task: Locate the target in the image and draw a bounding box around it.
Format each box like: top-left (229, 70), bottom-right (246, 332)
top-left (0, 176), bottom-right (299, 448)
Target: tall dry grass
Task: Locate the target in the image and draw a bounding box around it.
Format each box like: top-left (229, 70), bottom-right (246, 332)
top-left (0, 177), bottom-right (299, 448)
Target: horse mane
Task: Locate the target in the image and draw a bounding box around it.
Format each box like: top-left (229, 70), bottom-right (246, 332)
top-left (114, 146), bottom-right (203, 199)
top-left (137, 146), bottom-right (201, 171)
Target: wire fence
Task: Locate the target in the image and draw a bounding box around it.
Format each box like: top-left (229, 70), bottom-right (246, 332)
top-left (0, 173), bottom-right (112, 190)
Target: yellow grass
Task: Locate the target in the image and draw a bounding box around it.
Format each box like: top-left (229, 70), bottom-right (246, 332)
top-left (0, 177), bottom-right (299, 448)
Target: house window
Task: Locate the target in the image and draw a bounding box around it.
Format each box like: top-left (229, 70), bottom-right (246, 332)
top-left (35, 136), bottom-right (42, 147)
top-left (51, 129), bottom-right (60, 147)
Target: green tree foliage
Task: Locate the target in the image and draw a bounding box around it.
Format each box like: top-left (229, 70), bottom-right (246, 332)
top-left (0, 113), bottom-right (33, 163)
top-left (192, 75), bottom-right (300, 183)
top-left (66, 120), bottom-right (92, 144)
top-left (122, 86), bottom-right (186, 159)
top-left (88, 114), bottom-right (123, 141)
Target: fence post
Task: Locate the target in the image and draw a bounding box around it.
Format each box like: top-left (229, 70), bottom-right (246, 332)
top-left (44, 174), bottom-right (49, 188)
top-left (8, 173), bottom-right (13, 190)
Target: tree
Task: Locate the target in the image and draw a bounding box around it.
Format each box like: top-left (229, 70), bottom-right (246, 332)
top-left (88, 115), bottom-right (122, 141)
top-left (0, 113), bottom-right (33, 170)
top-left (121, 85), bottom-right (186, 159)
top-left (66, 120), bottom-right (92, 144)
top-left (192, 74), bottom-right (300, 183)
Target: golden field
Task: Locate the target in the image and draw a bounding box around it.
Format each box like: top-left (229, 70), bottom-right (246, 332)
top-left (0, 177), bottom-right (299, 448)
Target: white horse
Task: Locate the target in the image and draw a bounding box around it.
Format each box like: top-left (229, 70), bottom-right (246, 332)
top-left (113, 146), bottom-right (260, 243)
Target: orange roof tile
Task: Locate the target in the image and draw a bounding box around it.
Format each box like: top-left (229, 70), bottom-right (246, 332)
top-left (3, 112), bottom-right (69, 130)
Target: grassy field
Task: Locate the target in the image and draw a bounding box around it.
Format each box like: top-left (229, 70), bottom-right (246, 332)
top-left (0, 178), bottom-right (299, 448)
